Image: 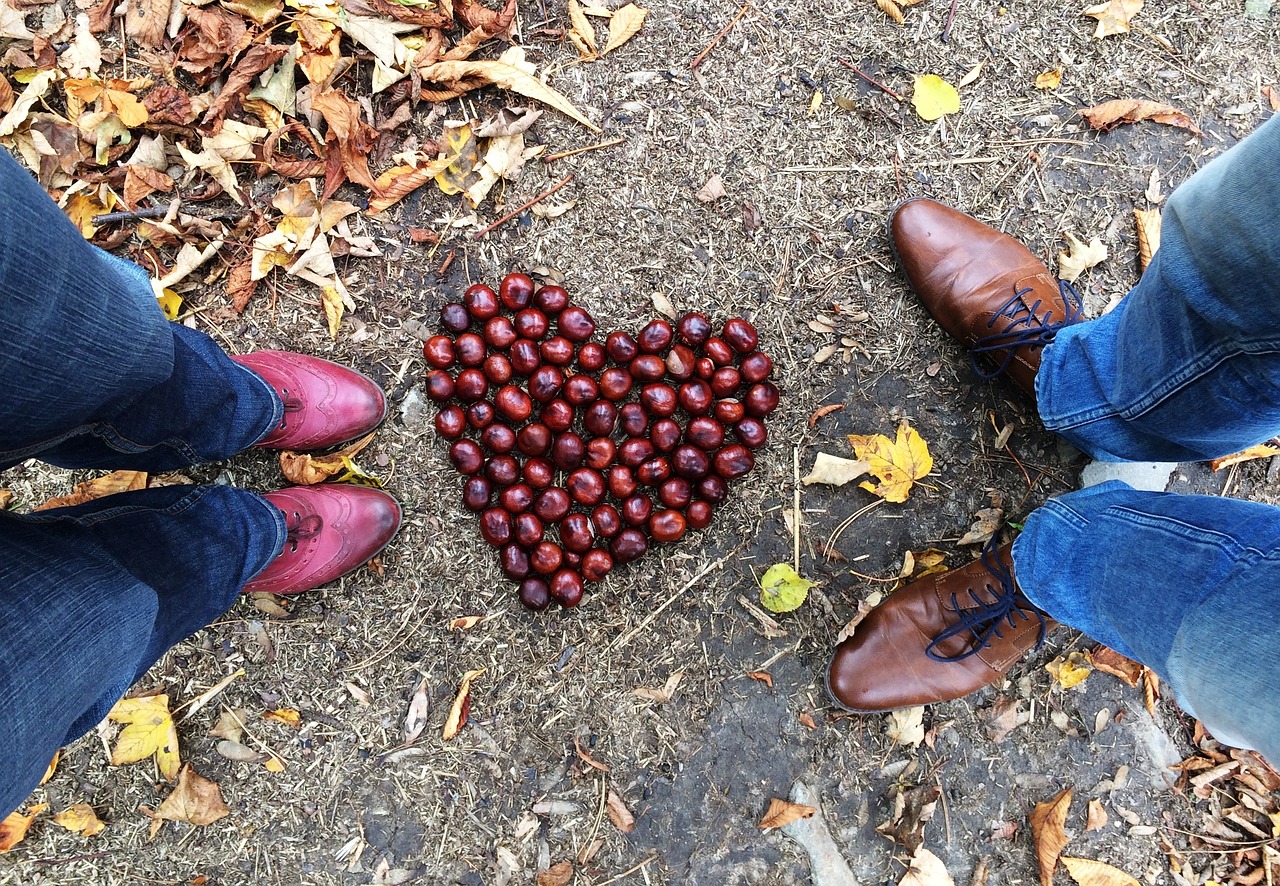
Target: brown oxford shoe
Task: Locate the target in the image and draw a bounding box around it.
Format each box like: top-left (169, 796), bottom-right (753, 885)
top-left (826, 543), bottom-right (1056, 712)
top-left (890, 198), bottom-right (1083, 401)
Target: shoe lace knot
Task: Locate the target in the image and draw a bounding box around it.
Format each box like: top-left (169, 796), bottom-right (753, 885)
top-left (970, 279), bottom-right (1083, 380)
top-left (277, 386), bottom-right (305, 431)
top-left (925, 540), bottom-right (1048, 663)
top-left (285, 511), bottom-right (323, 552)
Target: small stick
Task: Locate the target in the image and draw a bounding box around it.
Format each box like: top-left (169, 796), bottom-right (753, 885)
top-left (92, 205), bottom-right (171, 225)
top-left (690, 3), bottom-right (749, 70)
top-left (175, 667), bottom-right (246, 721)
top-left (437, 248), bottom-right (456, 276)
top-left (792, 445), bottom-right (801, 573)
top-left (836, 58), bottom-right (905, 101)
top-left (471, 174), bottom-right (574, 240)
top-left (941, 0), bottom-right (961, 42)
top-left (590, 854), bottom-right (659, 886)
top-left (543, 137), bottom-right (625, 163)
top-left (613, 557), bottom-right (727, 649)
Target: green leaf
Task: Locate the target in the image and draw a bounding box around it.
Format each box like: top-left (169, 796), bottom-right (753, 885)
top-left (759, 564), bottom-right (815, 614)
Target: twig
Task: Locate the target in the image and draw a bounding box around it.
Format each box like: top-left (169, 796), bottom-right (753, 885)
top-left (836, 58), bottom-right (904, 101)
top-left (174, 668), bottom-right (245, 722)
top-left (472, 174), bottom-right (574, 240)
top-left (589, 854), bottom-right (659, 886)
top-left (92, 205), bottom-right (171, 225)
top-left (690, 3), bottom-right (749, 70)
top-left (437, 248), bottom-right (456, 277)
top-left (612, 557), bottom-right (727, 649)
top-left (543, 137), bottom-right (625, 163)
top-left (940, 0), bottom-right (960, 42)
top-left (792, 445), bottom-right (801, 573)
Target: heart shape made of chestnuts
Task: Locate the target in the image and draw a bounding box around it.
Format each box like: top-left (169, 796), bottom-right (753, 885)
top-left (424, 272), bottom-right (779, 611)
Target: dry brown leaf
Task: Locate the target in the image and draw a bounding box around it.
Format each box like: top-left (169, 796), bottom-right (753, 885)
top-left (799, 711), bottom-right (818, 730)
top-left (900, 846), bottom-right (955, 886)
top-left (209, 708), bottom-right (249, 743)
top-left (801, 452), bottom-right (871, 487)
top-left (1142, 669), bottom-right (1159, 714)
top-left (443, 668), bottom-right (484, 740)
top-left (278, 432), bottom-right (377, 485)
top-left (695, 173), bottom-right (726, 203)
top-left (263, 708), bottom-right (301, 729)
top-left (601, 3), bottom-right (646, 55)
top-left (1264, 85), bottom-right (1280, 113)
top-left (568, 0), bottom-right (597, 56)
top-left (52, 803), bottom-right (105, 837)
top-left (984, 696), bottom-right (1026, 744)
top-left (149, 765), bottom-right (230, 831)
top-left (1134, 208), bottom-right (1162, 271)
top-left (201, 43), bottom-right (287, 134)
top-left (958, 507), bottom-right (1004, 546)
top-left (1029, 787), bottom-right (1073, 886)
top-left (1085, 799), bottom-right (1108, 832)
top-left (876, 0), bottom-right (904, 23)
top-left (123, 163), bottom-right (174, 208)
top-left (573, 736), bottom-right (610, 773)
top-left (650, 292), bottom-right (676, 319)
top-left (40, 751), bottom-right (58, 785)
top-left (808, 404), bottom-right (845, 428)
top-left (0, 74), bottom-right (12, 114)
top-left (0, 804), bottom-right (46, 851)
top-left (536, 862), bottom-right (574, 886)
top-left (1087, 645), bottom-right (1144, 687)
top-left (403, 675), bottom-right (430, 743)
top-left (35, 470), bottom-right (147, 511)
top-left (1209, 443), bottom-right (1280, 472)
top-left (1058, 231), bottom-right (1108, 283)
top-left (606, 790), bottom-right (635, 833)
top-left (887, 705), bottom-right (925, 747)
top-left (1061, 857), bottom-right (1139, 886)
top-left (633, 670), bottom-right (684, 703)
top-left (368, 154), bottom-right (457, 214)
top-left (1083, 0), bottom-right (1142, 38)
top-left (449, 615), bottom-right (483, 631)
top-left (423, 55), bottom-right (599, 132)
top-left (124, 0), bottom-right (168, 48)
top-left (747, 671), bottom-right (774, 688)
top-left (758, 797), bottom-right (816, 830)
top-left (1079, 99), bottom-right (1198, 133)
top-left (311, 88), bottom-right (379, 195)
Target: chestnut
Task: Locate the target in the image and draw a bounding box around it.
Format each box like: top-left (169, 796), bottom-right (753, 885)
top-left (423, 335), bottom-right (455, 368)
top-left (606, 331), bottom-right (639, 363)
top-left (529, 365), bottom-right (565, 403)
top-left (735, 417), bottom-right (768, 449)
top-left (479, 507), bottom-right (512, 547)
top-left (563, 550), bottom-right (583, 570)
top-left (540, 336), bottom-right (575, 366)
top-left (599, 368), bottom-right (633, 402)
top-left (584, 401), bottom-right (619, 437)
top-left (676, 312), bottom-right (712, 345)
top-left (672, 444), bottom-right (711, 480)
top-left (649, 418), bottom-right (682, 452)
top-left (467, 400), bottom-right (496, 430)
top-left (619, 403), bottom-right (648, 437)
top-left (484, 316), bottom-right (517, 350)
top-left (517, 423), bottom-right (552, 456)
top-left (514, 307), bottom-right (549, 340)
top-left (585, 437), bottom-right (617, 470)
top-left (480, 422), bottom-right (516, 454)
top-left (531, 541), bottom-right (564, 575)
top-left (686, 416), bottom-right (725, 451)
top-left (567, 468), bottom-right (607, 506)
top-left (649, 509), bottom-right (687, 543)
top-left (665, 344), bottom-right (696, 381)
top-left (710, 367), bottom-right (741, 398)
top-left (455, 368), bottom-right (488, 402)
top-left (500, 272), bottom-right (535, 310)
top-left (483, 353), bottom-right (513, 385)
top-left (450, 439), bottom-right (484, 475)
top-left (541, 399), bottom-right (575, 432)
top-left (610, 528), bottom-right (649, 564)
top-left (578, 342), bottom-right (607, 372)
top-left (622, 494), bottom-right (654, 526)
top-left (640, 384), bottom-right (678, 418)
top-left (440, 303), bottom-right (469, 334)
top-left (687, 500), bottom-right (714, 530)
top-left (486, 455), bottom-right (521, 486)
top-left (714, 398), bottom-right (746, 424)
top-left (462, 475), bottom-right (491, 511)
top-left (697, 474), bottom-right (728, 504)
top-left (591, 504), bottom-right (622, 538)
top-left (741, 352), bottom-right (773, 383)
top-left (558, 305), bottom-right (596, 342)
top-left (552, 432), bottom-right (586, 470)
top-left (636, 457), bottom-right (672, 486)
top-left (560, 513), bottom-right (595, 553)
top-left (501, 544), bottom-right (530, 580)
top-left (620, 437), bottom-right (656, 467)
top-left (499, 483), bottom-right (534, 514)
top-left (464, 283), bottom-right (500, 320)
top-left (630, 355), bottom-right (666, 382)
top-left (510, 339), bottom-right (541, 376)
top-left (534, 284), bottom-right (569, 314)
top-left (495, 385), bottom-right (533, 422)
top-left (714, 444), bottom-right (755, 479)
top-left (518, 577), bottom-right (551, 610)
top-left (581, 549), bottom-right (614, 583)
top-left (434, 404), bottom-right (466, 439)
top-left (563, 374), bottom-right (600, 407)
top-left (523, 457), bottom-right (555, 489)
top-left (455, 333), bottom-right (487, 367)
top-left (514, 513), bottom-right (544, 548)
top-left (425, 369), bottom-right (455, 402)
top-left (678, 380), bottom-right (713, 415)
top-left (658, 478), bottom-right (692, 509)
top-left (608, 465), bottom-right (638, 498)
top-left (549, 569), bottom-right (584, 607)
top-left (704, 337), bottom-right (734, 366)
top-left (744, 382), bottom-right (781, 417)
top-left (723, 317), bottom-right (759, 353)
top-left (637, 319), bottom-right (674, 354)
top-left (534, 487), bottom-right (571, 522)
top-left (696, 357), bottom-right (716, 380)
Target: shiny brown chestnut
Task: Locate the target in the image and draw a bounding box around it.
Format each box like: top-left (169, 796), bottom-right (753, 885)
top-left (528, 365), bottom-right (565, 403)
top-left (530, 541), bottom-right (564, 575)
top-left (517, 423), bottom-right (552, 456)
top-left (581, 549), bottom-right (614, 583)
top-left (658, 478), bottom-right (692, 509)
top-left (619, 403), bottom-right (648, 437)
top-left (714, 398), bottom-right (746, 424)
top-left (735, 417), bottom-right (768, 449)
top-left (523, 457), bottom-right (555, 489)
top-left (514, 513), bottom-right (544, 548)
top-left (672, 444), bottom-right (711, 480)
top-left (480, 423), bottom-right (516, 454)
top-left (563, 374), bottom-right (600, 406)
top-left (510, 339), bottom-right (541, 376)
top-left (606, 331), bottom-right (639, 363)
top-left (591, 504), bottom-right (622, 538)
top-left (678, 380), bottom-right (713, 415)
top-left (534, 284), bottom-right (570, 315)
top-left (650, 418), bottom-right (682, 452)
top-left (608, 465), bottom-right (638, 498)
top-left (467, 400), bottom-right (495, 430)
top-left (641, 384), bottom-right (678, 418)
top-left (464, 283), bottom-right (500, 321)
top-left (567, 468), bottom-right (606, 506)
top-left (434, 404), bottom-right (466, 439)
top-left (578, 342), bottom-right (607, 372)
top-left (723, 317), bottom-right (759, 353)
top-left (514, 308), bottom-right (549, 340)
top-left (599, 368), bottom-right (633, 402)
top-left (563, 551), bottom-right (583, 570)
top-left (495, 385), bottom-right (533, 422)
top-left (740, 352), bottom-right (773, 384)
top-left (499, 483), bottom-right (534, 514)
top-left (710, 367), bottom-right (741, 398)
top-left (440, 303), bottom-right (469, 334)
top-left (484, 316), bottom-right (517, 350)
top-left (462, 475), bottom-right (491, 511)
top-left (518, 577), bottom-right (551, 610)
top-left (637, 319), bottom-right (674, 354)
top-left (619, 437), bottom-right (656, 467)
top-left (450, 439), bottom-right (484, 475)
top-left (479, 507), bottom-right (512, 546)
top-left (665, 344), bottom-right (696, 381)
top-left (560, 513), bottom-right (594, 553)
top-left (687, 500), bottom-right (714, 530)
top-left (686, 416), bottom-right (725, 451)
top-left (534, 487), bottom-right (572, 522)
top-left (485, 455), bottom-right (521, 486)
top-left (549, 569), bottom-right (584, 607)
top-left (500, 544), bottom-right (530, 580)
top-left (713, 444), bottom-right (755, 479)
top-left (500, 272), bottom-right (535, 310)
top-left (622, 494), bottom-right (654, 527)
top-left (677, 312), bottom-right (712, 346)
top-left (697, 474), bottom-right (728, 503)
top-left (423, 335), bottom-right (455, 368)
top-left (584, 401), bottom-right (619, 437)
top-left (610, 528), bottom-right (648, 564)
top-left (541, 399), bottom-right (575, 432)
top-left (585, 437), bottom-right (617, 470)
top-left (704, 337), bottom-right (734, 366)
top-left (558, 305), bottom-right (596, 342)
top-left (455, 368), bottom-right (488, 402)
top-left (483, 353), bottom-right (513, 385)
top-left (636, 457), bottom-right (672, 486)
top-left (539, 336), bottom-right (575, 366)
top-left (425, 370), bottom-right (455, 402)
top-left (649, 509), bottom-right (687, 543)
top-left (630, 355), bottom-right (666, 382)
top-left (455, 333), bottom-right (487, 367)
top-left (696, 357), bottom-right (716, 380)
top-left (552, 432), bottom-right (586, 471)
top-left (744, 382), bottom-right (781, 417)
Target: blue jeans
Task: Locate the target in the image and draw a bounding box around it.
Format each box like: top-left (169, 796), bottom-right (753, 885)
top-left (0, 151), bottom-right (286, 815)
top-left (1014, 112), bottom-right (1280, 760)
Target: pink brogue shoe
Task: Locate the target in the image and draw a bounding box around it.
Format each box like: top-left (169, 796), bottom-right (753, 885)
top-left (243, 485), bottom-right (402, 595)
top-left (234, 351), bottom-right (388, 451)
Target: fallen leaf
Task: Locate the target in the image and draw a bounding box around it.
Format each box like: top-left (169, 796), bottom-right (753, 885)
top-left (209, 708), bottom-right (249, 742)
top-left (758, 797), bottom-right (816, 830)
top-left (1061, 858), bottom-right (1139, 886)
top-left (887, 705), bottom-right (925, 747)
top-left (52, 803), bottom-right (105, 837)
top-left (34, 469), bottom-right (148, 511)
top-left (449, 615), bottom-right (484, 631)
top-left (901, 549), bottom-right (948, 583)
top-left (799, 711), bottom-right (818, 729)
top-left (899, 846), bottom-right (955, 886)
top-left (1030, 787), bottom-right (1073, 886)
top-left (215, 740), bottom-right (267, 764)
top-left (876, 0), bottom-right (905, 23)
top-left (263, 708), bottom-right (301, 729)
top-left (1087, 646), bottom-right (1143, 687)
top-left (847, 421), bottom-right (933, 503)
top-left (568, 0), bottom-right (597, 57)
top-left (574, 736), bottom-right (610, 772)
top-left (1142, 669), bottom-right (1159, 714)
top-left (0, 804), bottom-right (46, 851)
top-left (40, 751), bottom-right (59, 785)
top-left (984, 696), bottom-right (1027, 743)
top-left (1046, 652), bottom-right (1093, 689)
top-left (1079, 99), bottom-right (1198, 133)
top-left (879, 784), bottom-right (940, 853)
top-left (601, 3), bottom-right (646, 56)
top-left (957, 62), bottom-right (984, 88)
top-left (912, 74), bottom-right (960, 121)
top-left (0, 75), bottom-right (12, 114)
top-left (278, 432), bottom-right (377, 485)
top-left (423, 49), bottom-right (599, 132)
top-left (742, 199), bottom-right (763, 233)
top-left (695, 173), bottom-right (726, 203)
top-left (1057, 231), bottom-right (1108, 283)
top-left (801, 452), bottom-right (871, 486)
top-left (1264, 85), bottom-right (1280, 113)
top-left (108, 693), bottom-right (180, 781)
top-left (124, 0), bottom-right (168, 48)
top-left (633, 669), bottom-right (684, 703)
top-left (1134, 208), bottom-right (1162, 272)
top-left (748, 671), bottom-right (774, 688)
top-left (443, 668), bottom-right (484, 740)
top-left (0, 69), bottom-right (56, 139)
top-left (1209, 443), bottom-right (1280, 472)
top-left (1085, 799), bottom-right (1108, 831)
top-left (807, 404), bottom-right (845, 428)
top-left (606, 790), bottom-right (635, 833)
top-left (1036, 68), bottom-right (1063, 89)
top-left (531, 200), bottom-right (577, 219)
top-left (1083, 0), bottom-right (1143, 38)
top-left (403, 675), bottom-right (430, 743)
top-left (536, 862), bottom-right (574, 886)
top-left (149, 765), bottom-right (231, 831)
top-left (958, 507), bottom-right (1004, 546)
top-left (758, 563), bottom-right (816, 613)
top-left (834, 591), bottom-right (883, 642)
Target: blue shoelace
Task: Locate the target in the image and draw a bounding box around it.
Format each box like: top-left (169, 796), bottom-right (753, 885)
top-left (970, 279), bottom-right (1083, 380)
top-left (924, 540), bottom-right (1048, 663)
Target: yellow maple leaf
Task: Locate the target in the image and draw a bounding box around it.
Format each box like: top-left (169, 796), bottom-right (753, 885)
top-left (1083, 0), bottom-right (1142, 38)
top-left (1046, 652), bottom-right (1092, 689)
top-left (52, 803), bottom-right (105, 837)
top-left (108, 694), bottom-right (180, 781)
top-left (847, 421), bottom-right (933, 503)
top-left (912, 74), bottom-right (960, 121)
top-left (0, 804), bottom-right (46, 851)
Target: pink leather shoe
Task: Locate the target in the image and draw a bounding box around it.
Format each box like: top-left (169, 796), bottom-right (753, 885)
top-left (233, 351), bottom-right (387, 451)
top-left (243, 485), bottom-right (401, 595)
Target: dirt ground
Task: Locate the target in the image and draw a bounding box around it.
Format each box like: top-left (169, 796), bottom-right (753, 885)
top-left (4, 0), bottom-right (1280, 884)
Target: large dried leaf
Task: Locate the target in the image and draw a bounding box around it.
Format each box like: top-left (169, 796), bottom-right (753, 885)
top-left (1057, 231), bottom-right (1107, 283)
top-left (847, 421), bottom-right (933, 503)
top-left (1079, 99), bottom-right (1198, 133)
top-left (35, 470), bottom-right (147, 510)
top-left (1029, 787), bottom-right (1073, 886)
top-left (0, 804), bottom-right (46, 852)
top-left (1061, 858), bottom-right (1140, 886)
top-left (311, 88), bottom-right (379, 194)
top-left (601, 3), bottom-right (646, 55)
top-left (1087, 645), bottom-right (1144, 686)
top-left (536, 862), bottom-right (574, 886)
top-left (279, 433), bottom-right (377, 485)
top-left (1083, 0), bottom-right (1142, 38)
top-left (151, 765), bottom-right (230, 828)
top-left (201, 43), bottom-right (287, 133)
top-left (124, 0), bottom-right (168, 48)
top-left (368, 153), bottom-right (457, 214)
top-left (606, 790), bottom-right (635, 833)
top-left (887, 705), bottom-right (925, 747)
top-left (0, 68), bottom-right (56, 137)
top-left (899, 846), bottom-right (954, 886)
top-left (422, 56), bottom-right (599, 132)
top-left (568, 0), bottom-right (596, 57)
top-left (52, 804), bottom-right (105, 837)
top-left (107, 693), bottom-right (181, 781)
top-left (1134, 208), bottom-right (1161, 271)
top-left (758, 797), bottom-right (816, 830)
top-left (802, 452), bottom-right (871, 487)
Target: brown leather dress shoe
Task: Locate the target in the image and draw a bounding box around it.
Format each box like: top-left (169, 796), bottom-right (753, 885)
top-left (890, 198), bottom-right (1083, 400)
top-left (826, 543), bottom-right (1055, 712)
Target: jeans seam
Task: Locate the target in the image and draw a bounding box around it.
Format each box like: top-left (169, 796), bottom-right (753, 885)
top-left (1107, 505), bottom-right (1258, 560)
top-left (86, 423), bottom-right (203, 463)
top-left (25, 486), bottom-right (209, 526)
